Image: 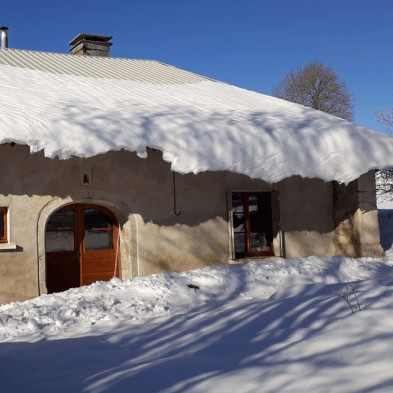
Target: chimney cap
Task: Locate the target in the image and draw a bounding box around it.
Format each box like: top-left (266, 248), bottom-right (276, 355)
top-left (69, 33), bottom-right (112, 46)
top-left (0, 27), bottom-right (9, 31)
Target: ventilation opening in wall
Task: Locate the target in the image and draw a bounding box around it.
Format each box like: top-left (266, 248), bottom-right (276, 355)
top-left (81, 170), bottom-right (92, 186)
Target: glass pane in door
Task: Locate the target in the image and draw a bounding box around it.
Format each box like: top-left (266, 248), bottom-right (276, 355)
top-left (233, 213), bottom-right (245, 233)
top-left (234, 233), bottom-right (246, 253)
top-left (85, 230), bottom-right (114, 250)
top-left (250, 233), bottom-right (270, 252)
top-left (47, 210), bottom-right (74, 230)
top-left (232, 194), bottom-right (244, 213)
top-left (248, 194), bottom-right (272, 232)
top-left (232, 194), bottom-right (246, 254)
top-left (46, 231), bottom-right (75, 252)
top-left (85, 210), bottom-right (113, 229)
top-left (248, 194), bottom-right (259, 212)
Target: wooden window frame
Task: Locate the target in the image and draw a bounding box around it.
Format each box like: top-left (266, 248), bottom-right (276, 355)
top-left (0, 207), bottom-right (8, 243)
top-left (229, 191), bottom-right (275, 258)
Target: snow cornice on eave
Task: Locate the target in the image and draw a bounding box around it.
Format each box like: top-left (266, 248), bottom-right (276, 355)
top-left (1, 63), bottom-right (393, 185)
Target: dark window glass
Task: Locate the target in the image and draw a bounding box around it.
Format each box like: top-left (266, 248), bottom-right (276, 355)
top-left (85, 230), bottom-right (114, 250)
top-left (84, 210), bottom-right (113, 229)
top-left (234, 233), bottom-right (246, 253)
top-left (232, 194), bottom-right (244, 213)
top-left (233, 213), bottom-right (245, 233)
top-left (248, 194), bottom-right (272, 233)
top-left (248, 193), bottom-right (271, 214)
top-left (248, 194), bottom-right (259, 212)
top-left (47, 210), bottom-right (74, 231)
top-left (0, 211), bottom-right (4, 238)
top-left (250, 233), bottom-right (271, 252)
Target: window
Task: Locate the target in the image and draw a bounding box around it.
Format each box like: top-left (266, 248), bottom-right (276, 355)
top-left (0, 207), bottom-right (8, 243)
top-left (231, 192), bottom-right (275, 258)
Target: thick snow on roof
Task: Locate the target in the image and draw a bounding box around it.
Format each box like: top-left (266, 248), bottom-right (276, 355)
top-left (1, 57), bottom-right (393, 184)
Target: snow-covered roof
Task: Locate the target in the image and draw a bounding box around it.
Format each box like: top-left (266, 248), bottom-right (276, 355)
top-left (1, 47), bottom-right (393, 184)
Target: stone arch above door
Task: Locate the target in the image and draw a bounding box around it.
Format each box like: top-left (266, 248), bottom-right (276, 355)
top-left (36, 190), bottom-right (138, 295)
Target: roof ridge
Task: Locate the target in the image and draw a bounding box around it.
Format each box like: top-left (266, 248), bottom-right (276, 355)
top-left (0, 47), bottom-right (154, 62)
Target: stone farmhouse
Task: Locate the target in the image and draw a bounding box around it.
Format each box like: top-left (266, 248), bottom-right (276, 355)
top-left (0, 32), bottom-right (392, 305)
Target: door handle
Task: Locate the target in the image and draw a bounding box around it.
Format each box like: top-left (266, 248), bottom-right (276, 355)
top-left (76, 250), bottom-right (80, 259)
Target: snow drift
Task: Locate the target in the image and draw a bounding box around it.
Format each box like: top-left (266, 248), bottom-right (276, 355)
top-left (1, 62), bottom-right (393, 184)
top-left (1, 255), bottom-right (393, 342)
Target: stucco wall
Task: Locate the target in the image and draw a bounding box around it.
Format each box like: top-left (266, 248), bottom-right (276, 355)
top-left (332, 171), bottom-right (385, 258)
top-left (0, 143), bottom-right (383, 305)
top-left (278, 176), bottom-right (336, 258)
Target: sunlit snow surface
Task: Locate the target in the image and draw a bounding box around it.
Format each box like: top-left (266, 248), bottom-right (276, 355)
top-left (2, 255), bottom-right (393, 342)
top-left (1, 64), bottom-right (393, 183)
top-left (2, 251), bottom-right (393, 392)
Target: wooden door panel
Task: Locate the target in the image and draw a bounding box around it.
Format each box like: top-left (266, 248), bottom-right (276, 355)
top-left (82, 251), bottom-right (120, 285)
top-left (83, 273), bottom-right (119, 287)
top-left (82, 256), bottom-right (117, 273)
top-left (82, 249), bottom-right (115, 260)
top-left (81, 205), bottom-right (120, 285)
top-left (46, 252), bottom-right (80, 294)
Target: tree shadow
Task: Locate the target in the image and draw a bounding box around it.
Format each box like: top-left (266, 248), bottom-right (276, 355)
top-left (1, 281), bottom-right (393, 393)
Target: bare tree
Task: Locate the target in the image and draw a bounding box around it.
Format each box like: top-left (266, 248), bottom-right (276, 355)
top-left (376, 107), bottom-right (393, 134)
top-left (376, 107), bottom-right (393, 203)
top-left (272, 60), bottom-right (355, 121)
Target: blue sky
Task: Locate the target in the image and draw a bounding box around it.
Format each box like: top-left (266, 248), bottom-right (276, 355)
top-left (3, 0), bottom-right (392, 133)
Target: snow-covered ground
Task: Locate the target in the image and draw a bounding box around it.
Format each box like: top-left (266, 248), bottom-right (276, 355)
top-left (1, 212), bottom-right (393, 392)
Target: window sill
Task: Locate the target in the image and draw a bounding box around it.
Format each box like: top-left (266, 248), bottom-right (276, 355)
top-left (229, 256), bottom-right (279, 265)
top-left (0, 243), bottom-right (17, 250)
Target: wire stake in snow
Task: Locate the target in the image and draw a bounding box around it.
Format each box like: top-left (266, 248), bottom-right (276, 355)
top-left (333, 282), bottom-right (362, 313)
top-left (113, 234), bottom-right (120, 278)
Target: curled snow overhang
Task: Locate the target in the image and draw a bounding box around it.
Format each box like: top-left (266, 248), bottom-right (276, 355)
top-left (1, 60), bottom-right (393, 185)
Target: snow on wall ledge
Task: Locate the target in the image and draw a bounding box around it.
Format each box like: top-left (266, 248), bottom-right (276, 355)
top-left (1, 63), bottom-right (393, 185)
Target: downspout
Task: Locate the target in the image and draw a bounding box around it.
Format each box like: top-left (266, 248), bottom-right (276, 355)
top-left (173, 172), bottom-right (181, 216)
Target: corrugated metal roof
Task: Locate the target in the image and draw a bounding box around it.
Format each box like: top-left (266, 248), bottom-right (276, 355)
top-left (0, 47), bottom-right (221, 85)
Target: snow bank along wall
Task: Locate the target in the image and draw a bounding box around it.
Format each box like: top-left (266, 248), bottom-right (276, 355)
top-left (0, 143), bottom-right (384, 305)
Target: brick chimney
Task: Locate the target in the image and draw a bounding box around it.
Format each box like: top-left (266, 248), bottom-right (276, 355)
top-left (69, 33), bottom-right (112, 57)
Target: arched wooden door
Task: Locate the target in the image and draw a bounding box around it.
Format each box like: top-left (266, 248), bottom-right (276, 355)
top-left (45, 204), bottom-right (120, 294)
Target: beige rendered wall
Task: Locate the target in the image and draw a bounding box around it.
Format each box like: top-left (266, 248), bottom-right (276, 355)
top-left (278, 176), bottom-right (336, 258)
top-left (0, 144), bottom-right (384, 305)
top-left (332, 170), bottom-right (385, 258)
